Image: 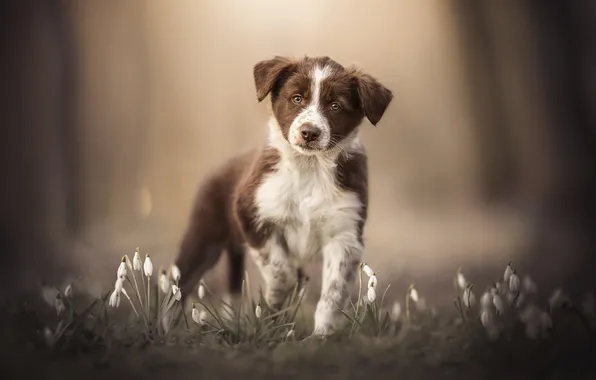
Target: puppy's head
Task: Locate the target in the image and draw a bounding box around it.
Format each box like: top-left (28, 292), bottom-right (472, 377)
top-left (253, 56), bottom-right (393, 155)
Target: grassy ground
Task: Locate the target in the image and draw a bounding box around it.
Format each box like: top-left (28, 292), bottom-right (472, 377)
top-left (2, 256), bottom-right (596, 380)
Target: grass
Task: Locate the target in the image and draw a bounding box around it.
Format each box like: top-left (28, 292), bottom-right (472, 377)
top-left (3, 250), bottom-right (596, 379)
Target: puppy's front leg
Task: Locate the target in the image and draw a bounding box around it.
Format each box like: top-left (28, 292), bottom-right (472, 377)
top-left (313, 232), bottom-right (362, 336)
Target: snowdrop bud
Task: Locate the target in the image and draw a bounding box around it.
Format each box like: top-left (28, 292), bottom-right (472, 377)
top-left (522, 275), bottom-right (537, 294)
top-left (54, 296), bottom-right (65, 316)
top-left (159, 270), bottom-right (170, 294)
top-left (114, 277), bottom-right (124, 293)
top-left (255, 302), bottom-right (262, 318)
top-left (117, 257), bottom-right (127, 278)
top-left (108, 289), bottom-right (121, 307)
top-left (509, 271), bottom-right (520, 293)
top-left (171, 284), bottom-right (181, 301)
top-left (43, 327), bottom-right (54, 348)
top-left (198, 281), bottom-right (205, 300)
top-left (286, 329), bottom-right (295, 339)
top-left (361, 262), bottom-right (374, 277)
top-left (463, 287), bottom-right (476, 308)
top-left (456, 268), bottom-right (467, 290)
top-left (191, 304), bottom-right (203, 325)
top-left (493, 294), bottom-right (506, 314)
top-left (504, 261), bottom-right (513, 283)
top-left (368, 274), bottom-right (377, 290)
top-left (480, 291), bottom-right (493, 311)
top-left (409, 287), bottom-right (419, 303)
top-left (133, 248), bottom-right (142, 271)
top-left (64, 284), bottom-right (73, 298)
top-left (390, 302), bottom-right (402, 321)
top-left (367, 286), bottom-right (376, 302)
top-left (144, 254), bottom-right (153, 277)
top-left (480, 310), bottom-right (492, 328)
top-left (171, 265), bottom-right (181, 283)
top-left (548, 288), bottom-right (569, 310)
top-left (581, 293), bottom-right (595, 317)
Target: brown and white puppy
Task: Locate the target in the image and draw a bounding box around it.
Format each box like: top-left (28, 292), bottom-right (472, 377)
top-left (174, 55), bottom-right (392, 336)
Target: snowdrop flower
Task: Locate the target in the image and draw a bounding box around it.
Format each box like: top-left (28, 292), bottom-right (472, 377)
top-left (509, 271), bottom-right (520, 293)
top-left (390, 302), bottom-right (402, 321)
top-left (361, 262), bottom-right (374, 277)
top-left (490, 284), bottom-right (498, 297)
top-left (581, 293), bottom-right (595, 317)
top-left (54, 295), bottom-right (65, 316)
top-left (548, 288), bottom-right (569, 310)
top-left (367, 286), bottom-right (376, 302)
top-left (493, 294), bottom-right (506, 314)
top-left (504, 261), bottom-right (514, 283)
top-left (159, 270), bottom-right (171, 294)
top-left (117, 257), bottom-right (127, 278)
top-left (368, 274), bottom-right (377, 290)
top-left (114, 276), bottom-right (124, 293)
top-left (191, 303), bottom-right (206, 325)
top-left (456, 268), bottom-right (467, 290)
top-left (522, 275), bottom-right (537, 294)
top-left (462, 287), bottom-right (476, 308)
top-left (43, 327), bottom-right (54, 348)
top-left (480, 291), bottom-right (493, 311)
top-left (108, 289), bottom-right (121, 307)
top-left (480, 310), bottom-right (493, 328)
top-left (133, 248), bottom-right (142, 271)
top-left (143, 254), bottom-right (153, 277)
top-left (64, 284), bottom-right (73, 299)
top-left (255, 302), bottom-right (262, 318)
top-left (171, 264), bottom-right (181, 283)
top-left (496, 281), bottom-right (508, 296)
top-left (286, 329), bottom-right (295, 339)
top-left (197, 281), bottom-right (205, 300)
top-left (480, 310), bottom-right (500, 341)
top-left (409, 287), bottom-right (419, 303)
top-left (171, 284), bottom-right (181, 301)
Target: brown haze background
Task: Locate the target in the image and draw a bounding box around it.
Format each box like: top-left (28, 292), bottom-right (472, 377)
top-left (1, 0), bottom-right (595, 306)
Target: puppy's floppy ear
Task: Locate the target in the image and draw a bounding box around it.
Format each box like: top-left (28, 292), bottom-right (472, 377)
top-left (350, 69), bottom-right (393, 126)
top-left (253, 56), bottom-right (294, 102)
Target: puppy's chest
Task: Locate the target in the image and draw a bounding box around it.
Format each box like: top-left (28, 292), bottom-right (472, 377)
top-left (254, 163), bottom-right (361, 259)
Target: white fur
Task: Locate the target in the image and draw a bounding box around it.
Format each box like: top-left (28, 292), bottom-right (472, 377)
top-left (252, 116), bottom-right (365, 336)
top-left (288, 65), bottom-right (333, 153)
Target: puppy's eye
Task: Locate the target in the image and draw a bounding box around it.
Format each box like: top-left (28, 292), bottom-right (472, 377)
top-left (330, 102), bottom-right (342, 112)
top-left (291, 95), bottom-right (303, 104)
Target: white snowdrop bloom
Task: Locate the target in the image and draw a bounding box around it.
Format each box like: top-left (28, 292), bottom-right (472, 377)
top-left (64, 284), bottom-right (73, 298)
top-left (410, 288), bottom-right (419, 303)
top-left (504, 261), bottom-right (514, 283)
top-left (171, 284), bottom-right (181, 301)
top-left (286, 329), bottom-right (295, 339)
top-left (108, 289), bottom-right (121, 308)
top-left (159, 270), bottom-right (171, 294)
top-left (255, 303), bottom-right (262, 318)
top-left (493, 294), bottom-right (506, 314)
top-left (143, 254), bottom-right (153, 277)
top-left (581, 293), bottom-right (595, 317)
top-left (368, 274), bottom-right (377, 290)
top-left (362, 262), bottom-right (374, 277)
top-left (462, 287), bottom-right (476, 308)
top-left (548, 288), bottom-right (569, 310)
top-left (43, 327), bottom-right (54, 348)
top-left (191, 304), bottom-right (204, 325)
top-left (456, 269), bottom-right (467, 290)
top-left (390, 302), bottom-right (402, 321)
top-left (171, 265), bottom-right (181, 283)
top-left (117, 257), bottom-right (127, 278)
top-left (133, 249), bottom-right (142, 271)
top-left (480, 310), bottom-right (492, 328)
top-left (197, 281), bottom-right (206, 300)
top-left (522, 275), bottom-right (537, 294)
top-left (367, 287), bottom-right (376, 303)
top-left (54, 296), bottom-right (65, 316)
top-left (114, 277), bottom-right (124, 293)
top-left (509, 272), bottom-right (520, 293)
top-left (480, 291), bottom-right (493, 311)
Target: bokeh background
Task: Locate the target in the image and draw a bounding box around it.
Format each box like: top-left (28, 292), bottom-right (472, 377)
top-left (1, 0), bottom-right (595, 306)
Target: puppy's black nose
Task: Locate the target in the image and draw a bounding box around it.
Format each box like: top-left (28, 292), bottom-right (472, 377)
top-left (300, 124), bottom-right (321, 143)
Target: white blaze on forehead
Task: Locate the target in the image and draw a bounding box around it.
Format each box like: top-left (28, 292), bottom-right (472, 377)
top-left (288, 64), bottom-right (333, 152)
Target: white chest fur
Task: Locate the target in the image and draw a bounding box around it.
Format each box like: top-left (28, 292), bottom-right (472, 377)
top-left (254, 154), bottom-right (363, 263)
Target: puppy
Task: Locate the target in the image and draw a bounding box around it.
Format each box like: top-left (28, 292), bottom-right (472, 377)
top-left (174, 55), bottom-right (392, 336)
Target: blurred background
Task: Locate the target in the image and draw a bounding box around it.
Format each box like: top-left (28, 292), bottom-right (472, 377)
top-left (1, 0), bottom-right (595, 306)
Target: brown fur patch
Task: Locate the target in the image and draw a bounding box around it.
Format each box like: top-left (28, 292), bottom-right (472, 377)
top-left (335, 150), bottom-right (369, 242)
